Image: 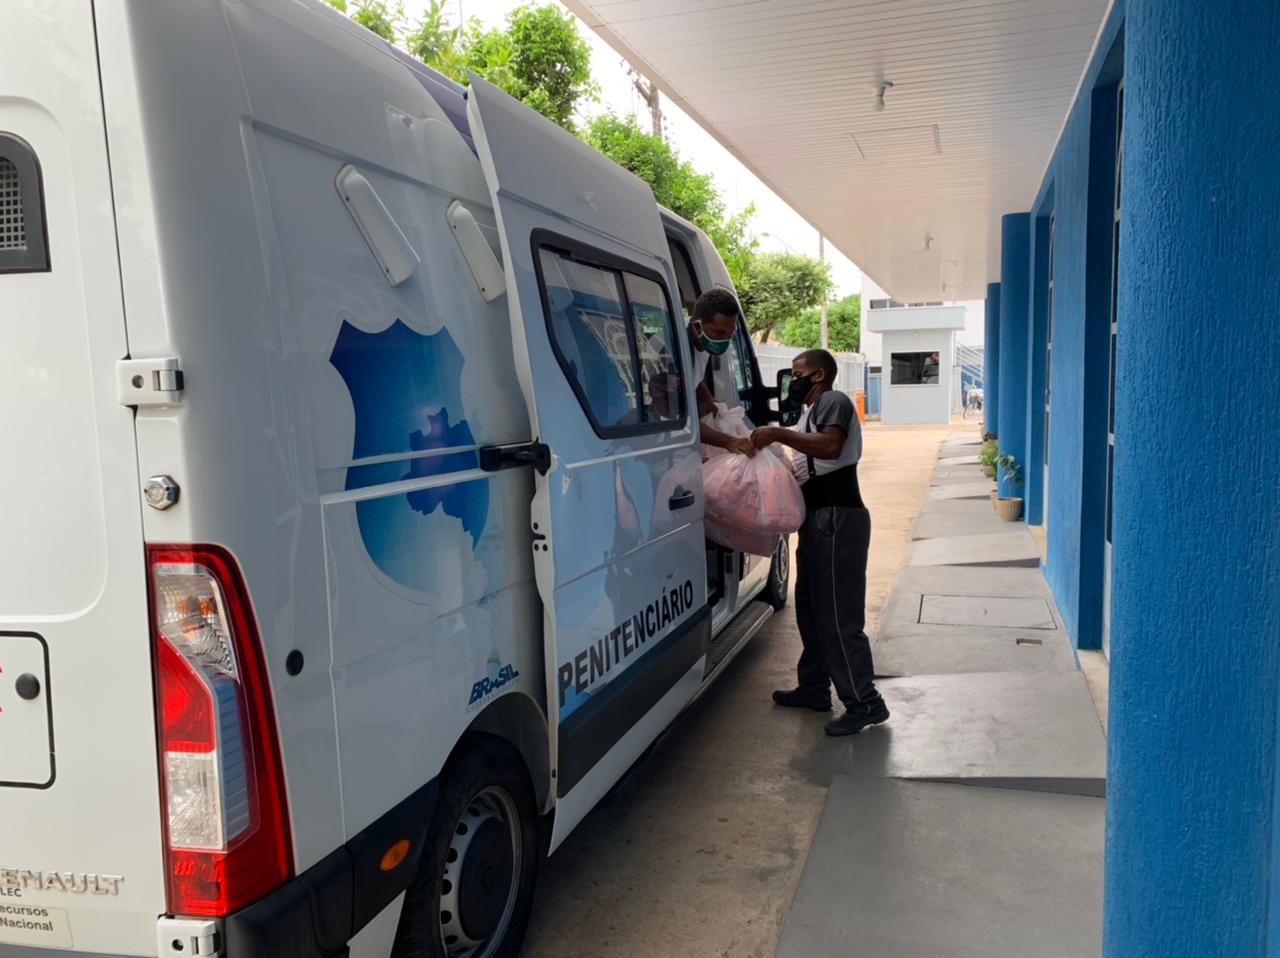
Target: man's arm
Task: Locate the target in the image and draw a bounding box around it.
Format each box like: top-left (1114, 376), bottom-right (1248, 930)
top-left (695, 381), bottom-right (717, 417)
top-left (702, 421), bottom-right (756, 456)
top-left (750, 424), bottom-right (845, 460)
top-left (694, 380), bottom-right (755, 455)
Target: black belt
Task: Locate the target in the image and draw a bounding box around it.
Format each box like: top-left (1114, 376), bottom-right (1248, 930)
top-left (802, 463), bottom-right (864, 510)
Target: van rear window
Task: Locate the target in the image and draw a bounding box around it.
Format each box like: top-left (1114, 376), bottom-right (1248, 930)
top-left (535, 242), bottom-right (686, 437)
top-left (0, 134), bottom-right (49, 273)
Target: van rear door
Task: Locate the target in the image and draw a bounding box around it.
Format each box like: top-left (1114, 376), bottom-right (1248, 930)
top-left (0, 3), bottom-right (164, 954)
top-left (467, 76), bottom-right (709, 848)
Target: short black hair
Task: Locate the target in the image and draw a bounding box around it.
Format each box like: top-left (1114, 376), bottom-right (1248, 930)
top-left (692, 288), bottom-right (741, 323)
top-left (796, 348), bottom-right (838, 382)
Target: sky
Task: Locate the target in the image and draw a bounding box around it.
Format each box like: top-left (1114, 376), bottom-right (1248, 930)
top-left (400, 0), bottom-right (865, 298)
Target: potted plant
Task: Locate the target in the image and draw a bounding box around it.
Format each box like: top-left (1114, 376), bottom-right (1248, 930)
top-left (994, 453), bottom-right (1024, 521)
top-left (979, 440), bottom-right (998, 478)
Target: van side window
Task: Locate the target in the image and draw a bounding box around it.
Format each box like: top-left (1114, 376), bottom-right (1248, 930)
top-left (536, 242), bottom-right (686, 436)
top-left (0, 134), bottom-right (49, 273)
top-left (666, 237), bottom-right (700, 316)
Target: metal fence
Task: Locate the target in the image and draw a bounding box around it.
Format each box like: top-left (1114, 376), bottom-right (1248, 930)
top-left (754, 343), bottom-right (868, 400)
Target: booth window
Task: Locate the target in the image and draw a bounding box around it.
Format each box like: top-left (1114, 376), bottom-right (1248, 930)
top-left (890, 351), bottom-right (941, 385)
top-left (535, 237), bottom-right (686, 436)
top-left (0, 134), bottom-right (49, 273)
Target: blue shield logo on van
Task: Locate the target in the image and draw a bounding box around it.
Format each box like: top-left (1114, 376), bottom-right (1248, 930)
top-left (329, 319), bottom-right (490, 591)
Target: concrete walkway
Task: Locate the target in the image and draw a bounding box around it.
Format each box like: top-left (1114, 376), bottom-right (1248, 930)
top-left (775, 432), bottom-right (1106, 958)
top-left (522, 426), bottom-right (1105, 958)
top-left (523, 423), bottom-right (953, 958)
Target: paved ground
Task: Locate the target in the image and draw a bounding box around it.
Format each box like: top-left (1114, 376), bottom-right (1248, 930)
top-left (522, 422), bottom-right (953, 958)
top-left (774, 432), bottom-right (1105, 958)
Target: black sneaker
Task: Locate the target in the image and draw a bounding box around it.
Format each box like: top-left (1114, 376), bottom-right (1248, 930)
top-left (824, 701), bottom-right (890, 736)
top-left (772, 688), bottom-right (833, 712)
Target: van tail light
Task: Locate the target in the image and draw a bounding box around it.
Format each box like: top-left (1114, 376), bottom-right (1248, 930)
top-left (148, 545), bottom-right (293, 917)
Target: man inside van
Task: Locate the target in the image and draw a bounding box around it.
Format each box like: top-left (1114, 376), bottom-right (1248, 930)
top-left (688, 288), bottom-right (755, 457)
top-left (749, 349), bottom-right (889, 736)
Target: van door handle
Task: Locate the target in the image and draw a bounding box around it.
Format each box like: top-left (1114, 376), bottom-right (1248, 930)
top-left (478, 440), bottom-right (551, 475)
top-left (668, 488), bottom-right (696, 510)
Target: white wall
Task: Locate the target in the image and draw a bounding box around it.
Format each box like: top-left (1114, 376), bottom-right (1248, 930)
top-left (880, 329), bottom-right (954, 425)
top-left (860, 275), bottom-right (984, 368)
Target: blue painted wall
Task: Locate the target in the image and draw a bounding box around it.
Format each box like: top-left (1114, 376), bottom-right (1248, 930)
top-left (996, 214), bottom-right (1030, 499)
top-left (1027, 3), bottom-right (1127, 648)
top-left (1104, 0), bottom-right (1280, 953)
top-left (983, 283), bottom-right (1000, 436)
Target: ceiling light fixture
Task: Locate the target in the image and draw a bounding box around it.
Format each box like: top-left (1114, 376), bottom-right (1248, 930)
top-left (869, 80), bottom-right (894, 113)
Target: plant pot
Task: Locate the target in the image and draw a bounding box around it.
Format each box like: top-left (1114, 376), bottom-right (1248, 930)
top-left (994, 497), bottom-right (1024, 522)
top-left (981, 463), bottom-right (995, 478)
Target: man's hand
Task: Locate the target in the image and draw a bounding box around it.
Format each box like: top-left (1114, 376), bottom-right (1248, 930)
top-left (727, 436), bottom-right (757, 457)
top-left (750, 426), bottom-right (781, 449)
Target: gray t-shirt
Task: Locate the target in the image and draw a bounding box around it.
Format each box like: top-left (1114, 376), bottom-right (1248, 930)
top-left (793, 390), bottom-right (861, 485)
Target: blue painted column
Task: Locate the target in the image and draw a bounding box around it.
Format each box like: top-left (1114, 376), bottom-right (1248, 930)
top-left (1104, 1), bottom-right (1280, 955)
top-left (983, 283), bottom-right (1000, 437)
top-left (996, 213), bottom-right (1031, 497)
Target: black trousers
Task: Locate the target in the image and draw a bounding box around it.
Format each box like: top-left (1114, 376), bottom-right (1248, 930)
top-left (794, 505), bottom-right (883, 712)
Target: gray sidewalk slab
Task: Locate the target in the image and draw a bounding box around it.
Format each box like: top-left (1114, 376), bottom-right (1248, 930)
top-left (887, 564), bottom-right (1056, 598)
top-left (874, 631), bottom-right (1080, 676)
top-left (908, 532), bottom-right (1041, 567)
top-left (873, 564), bottom-right (1077, 675)
top-left (927, 481), bottom-right (997, 500)
top-left (920, 593), bottom-right (1058, 629)
top-left (775, 777), bottom-right (1103, 958)
top-left (840, 671), bottom-right (1106, 795)
top-left (913, 508), bottom-right (1025, 538)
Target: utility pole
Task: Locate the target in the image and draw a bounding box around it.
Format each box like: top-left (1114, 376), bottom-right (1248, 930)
top-left (819, 233), bottom-right (829, 350)
top-left (632, 75), bottom-right (663, 141)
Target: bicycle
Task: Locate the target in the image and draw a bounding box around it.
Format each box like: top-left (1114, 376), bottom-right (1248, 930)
top-left (962, 387), bottom-right (984, 421)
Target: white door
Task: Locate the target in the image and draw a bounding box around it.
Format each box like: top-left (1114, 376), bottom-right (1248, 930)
top-left (467, 77), bottom-right (709, 847)
top-left (0, 4), bottom-right (164, 953)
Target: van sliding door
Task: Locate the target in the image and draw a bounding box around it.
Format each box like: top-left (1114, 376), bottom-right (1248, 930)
top-left (467, 76), bottom-right (708, 849)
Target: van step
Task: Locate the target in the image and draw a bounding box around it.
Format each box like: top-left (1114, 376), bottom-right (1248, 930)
top-left (703, 600), bottom-right (774, 683)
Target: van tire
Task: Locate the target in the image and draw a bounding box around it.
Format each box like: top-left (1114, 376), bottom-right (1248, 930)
top-left (393, 738), bottom-right (539, 958)
top-left (764, 535), bottom-right (791, 609)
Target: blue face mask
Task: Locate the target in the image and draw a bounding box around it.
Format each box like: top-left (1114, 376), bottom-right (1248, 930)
top-left (694, 322), bottom-right (732, 356)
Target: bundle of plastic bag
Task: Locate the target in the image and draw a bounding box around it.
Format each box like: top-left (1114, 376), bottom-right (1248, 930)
top-left (700, 403), bottom-right (805, 556)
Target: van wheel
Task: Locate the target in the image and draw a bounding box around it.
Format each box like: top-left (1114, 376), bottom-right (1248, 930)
top-left (393, 738), bottom-right (538, 958)
top-left (764, 535), bottom-right (790, 609)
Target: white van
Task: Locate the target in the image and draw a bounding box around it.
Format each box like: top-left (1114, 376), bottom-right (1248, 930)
top-left (0, 3), bottom-right (794, 956)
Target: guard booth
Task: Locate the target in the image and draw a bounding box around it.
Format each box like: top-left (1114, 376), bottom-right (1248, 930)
top-left (865, 304), bottom-right (966, 425)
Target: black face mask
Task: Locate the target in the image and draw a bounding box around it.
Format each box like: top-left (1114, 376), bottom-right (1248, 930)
top-left (787, 373), bottom-right (816, 404)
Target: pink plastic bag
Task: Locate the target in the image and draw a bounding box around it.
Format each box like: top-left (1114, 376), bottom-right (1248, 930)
top-left (704, 515), bottom-right (780, 558)
top-left (700, 404), bottom-right (805, 555)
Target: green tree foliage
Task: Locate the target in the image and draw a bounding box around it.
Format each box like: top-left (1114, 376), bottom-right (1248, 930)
top-left (780, 293), bottom-right (861, 352)
top-left (350, 0), bottom-right (401, 42)
top-left (581, 114), bottom-right (757, 289)
top-left (736, 252), bottom-right (833, 343)
top-left (404, 0), bottom-right (458, 66)
top-left (408, 4), bottom-right (596, 130)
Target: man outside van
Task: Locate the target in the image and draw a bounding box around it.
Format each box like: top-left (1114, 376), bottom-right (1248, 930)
top-left (750, 349), bottom-right (889, 736)
top-left (687, 288), bottom-right (755, 457)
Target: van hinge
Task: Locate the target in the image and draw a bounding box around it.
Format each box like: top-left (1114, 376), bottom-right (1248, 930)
top-left (117, 357), bottom-right (185, 407)
top-left (157, 916), bottom-right (220, 957)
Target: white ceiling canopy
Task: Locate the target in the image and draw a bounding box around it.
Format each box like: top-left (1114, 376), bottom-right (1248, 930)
top-left (563, 0), bottom-right (1110, 301)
